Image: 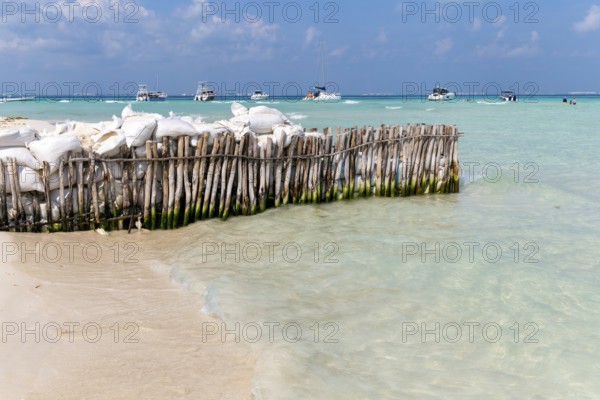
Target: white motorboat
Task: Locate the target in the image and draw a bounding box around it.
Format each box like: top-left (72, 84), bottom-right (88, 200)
top-left (136, 84), bottom-right (167, 102)
top-left (427, 87), bottom-right (455, 101)
top-left (500, 90), bottom-right (517, 102)
top-left (194, 82), bottom-right (216, 102)
top-left (250, 90), bottom-right (269, 101)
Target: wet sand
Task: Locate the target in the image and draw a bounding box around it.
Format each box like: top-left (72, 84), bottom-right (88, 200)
top-left (0, 230), bottom-right (254, 400)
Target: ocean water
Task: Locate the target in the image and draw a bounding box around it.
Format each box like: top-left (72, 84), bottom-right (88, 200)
top-left (5, 96), bottom-right (600, 398)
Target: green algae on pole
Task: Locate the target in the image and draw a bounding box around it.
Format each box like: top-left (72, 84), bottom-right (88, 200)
top-left (0, 124), bottom-right (461, 232)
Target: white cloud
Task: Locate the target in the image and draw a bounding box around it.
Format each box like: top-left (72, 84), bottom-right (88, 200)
top-left (377, 28), bottom-right (388, 44)
top-left (506, 31), bottom-right (539, 57)
top-left (304, 27), bottom-right (321, 48)
top-left (493, 16), bottom-right (507, 39)
top-left (330, 46), bottom-right (349, 57)
top-left (476, 31), bottom-right (540, 58)
top-left (434, 38), bottom-right (454, 56)
top-left (573, 5), bottom-right (600, 32)
top-left (471, 18), bottom-right (482, 32)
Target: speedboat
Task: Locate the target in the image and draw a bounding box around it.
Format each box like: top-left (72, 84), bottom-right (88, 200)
top-left (428, 87), bottom-right (455, 101)
top-left (194, 82), bottom-right (216, 102)
top-left (500, 90), bottom-right (517, 102)
top-left (250, 90), bottom-right (269, 101)
top-left (136, 84), bottom-right (167, 102)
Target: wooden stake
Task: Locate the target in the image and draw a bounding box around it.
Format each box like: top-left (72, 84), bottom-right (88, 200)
top-left (161, 137), bottom-right (170, 230)
top-left (173, 137), bottom-right (185, 228)
top-left (143, 141), bottom-right (153, 228)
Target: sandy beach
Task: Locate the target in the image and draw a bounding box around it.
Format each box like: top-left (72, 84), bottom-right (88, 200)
top-left (0, 117), bottom-right (56, 133)
top-left (0, 229), bottom-right (254, 400)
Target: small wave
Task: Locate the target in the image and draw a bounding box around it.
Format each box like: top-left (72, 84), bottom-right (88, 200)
top-left (256, 101), bottom-right (280, 104)
top-left (58, 100), bottom-right (72, 103)
top-left (477, 101), bottom-right (507, 105)
top-left (426, 108), bottom-right (435, 111)
top-left (385, 106), bottom-right (403, 110)
top-left (289, 113), bottom-right (308, 120)
top-left (104, 100), bottom-right (125, 104)
top-left (214, 100), bottom-right (248, 104)
top-left (344, 100), bottom-right (360, 104)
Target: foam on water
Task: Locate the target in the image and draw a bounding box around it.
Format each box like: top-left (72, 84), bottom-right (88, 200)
top-left (288, 113), bottom-right (308, 120)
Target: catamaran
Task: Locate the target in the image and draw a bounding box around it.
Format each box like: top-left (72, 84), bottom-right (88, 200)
top-left (303, 41), bottom-right (341, 102)
top-left (194, 82), bottom-right (216, 102)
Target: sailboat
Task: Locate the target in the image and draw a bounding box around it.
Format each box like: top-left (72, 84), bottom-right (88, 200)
top-left (303, 42), bottom-right (341, 102)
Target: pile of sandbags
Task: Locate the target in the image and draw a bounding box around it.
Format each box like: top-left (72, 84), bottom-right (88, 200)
top-left (0, 125), bottom-right (83, 193)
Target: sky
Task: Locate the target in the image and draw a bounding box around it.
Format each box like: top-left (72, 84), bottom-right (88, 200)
top-left (1, 0), bottom-right (600, 96)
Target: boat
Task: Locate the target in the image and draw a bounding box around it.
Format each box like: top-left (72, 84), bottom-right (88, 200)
top-left (303, 41), bottom-right (341, 102)
top-left (194, 82), bottom-right (216, 102)
top-left (303, 86), bottom-right (341, 102)
top-left (0, 95), bottom-right (35, 103)
top-left (427, 87), bottom-right (455, 101)
top-left (136, 84), bottom-right (167, 102)
top-left (250, 90), bottom-right (269, 101)
top-left (500, 90), bottom-right (517, 102)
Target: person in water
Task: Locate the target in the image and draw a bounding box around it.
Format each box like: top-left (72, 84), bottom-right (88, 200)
top-left (563, 97), bottom-right (568, 104)
top-left (573, 98), bottom-right (577, 105)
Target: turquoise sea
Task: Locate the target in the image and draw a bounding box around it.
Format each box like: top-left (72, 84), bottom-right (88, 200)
top-left (4, 96), bottom-right (600, 398)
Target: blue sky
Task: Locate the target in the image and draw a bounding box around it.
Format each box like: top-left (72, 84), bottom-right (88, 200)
top-left (1, 0), bottom-right (600, 96)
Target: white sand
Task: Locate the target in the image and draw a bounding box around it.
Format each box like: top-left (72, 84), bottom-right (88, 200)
top-left (0, 230), bottom-right (254, 400)
top-left (0, 117), bottom-right (56, 133)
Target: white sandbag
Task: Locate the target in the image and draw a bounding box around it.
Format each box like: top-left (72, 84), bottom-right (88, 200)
top-left (0, 127), bottom-right (39, 147)
top-left (213, 120), bottom-right (255, 142)
top-left (192, 123), bottom-right (231, 147)
top-left (231, 113), bottom-right (285, 134)
top-left (257, 135), bottom-right (272, 149)
top-left (39, 188), bottom-right (79, 222)
top-left (305, 131), bottom-right (325, 139)
top-left (231, 102), bottom-right (249, 117)
top-left (180, 116), bottom-right (196, 125)
top-left (121, 118), bottom-right (157, 148)
top-left (248, 105), bottom-right (291, 123)
top-left (93, 115), bottom-right (123, 133)
top-left (28, 135), bottom-right (82, 173)
top-left (53, 122), bottom-right (73, 135)
top-left (4, 165), bottom-right (44, 193)
top-left (48, 168), bottom-right (71, 191)
top-left (121, 104), bottom-right (138, 119)
top-left (0, 147), bottom-right (42, 170)
top-left (7, 193), bottom-right (35, 221)
top-left (94, 131), bottom-right (126, 157)
top-left (273, 124), bottom-right (305, 148)
top-left (111, 115), bottom-right (124, 129)
top-left (156, 118), bottom-right (199, 139)
top-left (69, 122), bottom-right (100, 149)
top-left (121, 104), bottom-right (164, 121)
top-left (134, 145), bottom-right (147, 158)
top-left (133, 144), bottom-right (162, 158)
top-left (95, 162), bottom-right (142, 182)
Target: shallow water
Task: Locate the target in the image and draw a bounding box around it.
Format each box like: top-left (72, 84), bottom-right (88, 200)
top-left (6, 96), bottom-right (600, 398)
